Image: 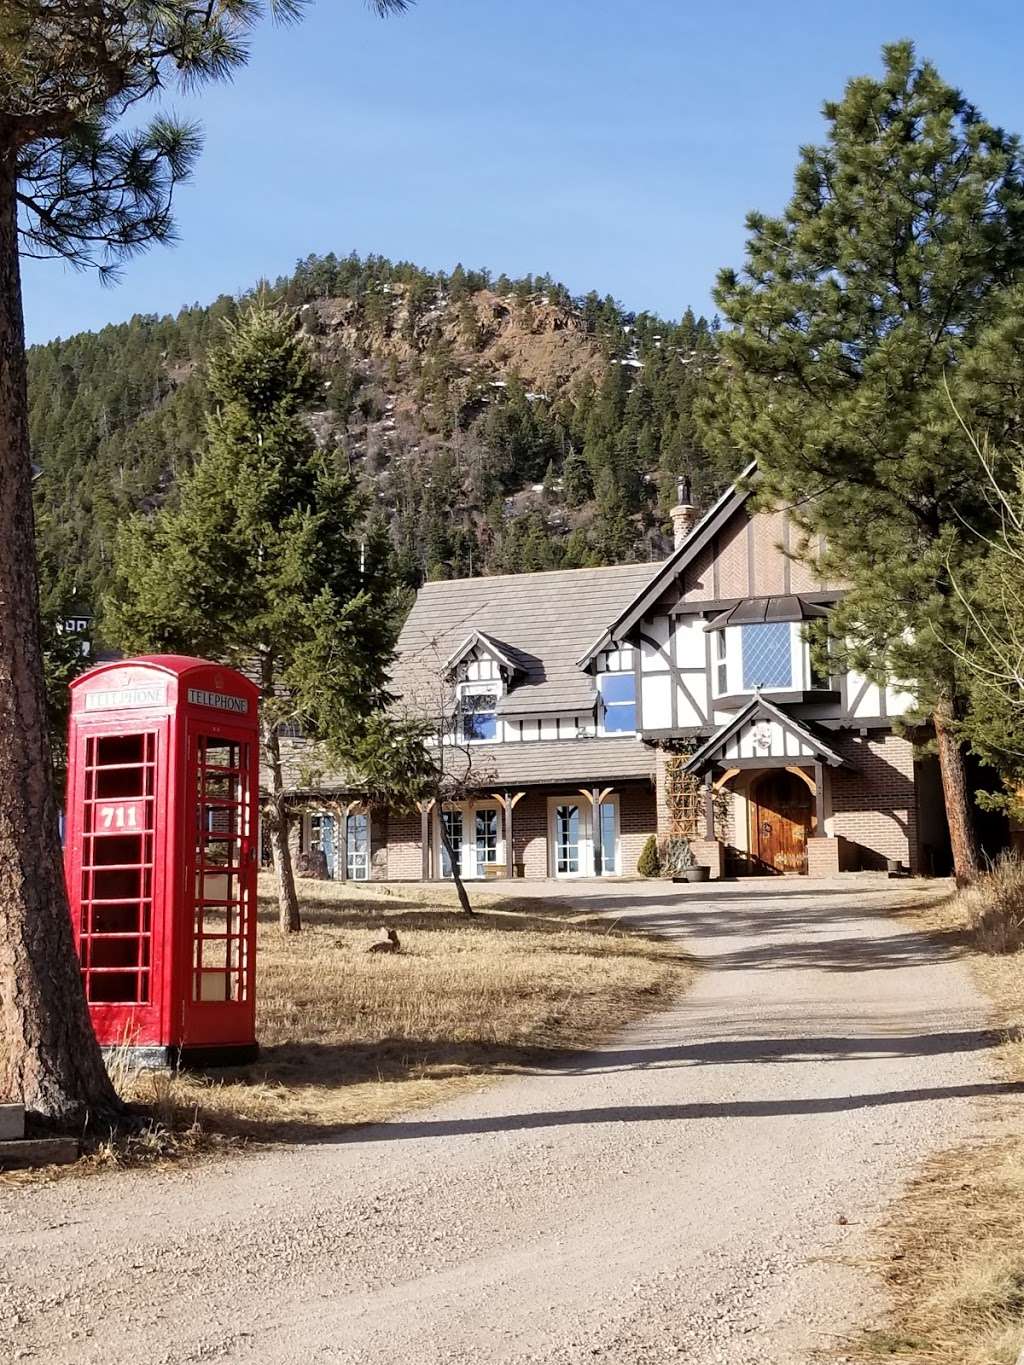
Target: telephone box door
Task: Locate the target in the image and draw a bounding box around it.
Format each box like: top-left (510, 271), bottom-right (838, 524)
top-left (66, 721), bottom-right (170, 1044)
top-left (183, 722), bottom-right (258, 1045)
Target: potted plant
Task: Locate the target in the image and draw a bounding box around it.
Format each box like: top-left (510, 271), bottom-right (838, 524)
top-left (664, 836), bottom-right (711, 884)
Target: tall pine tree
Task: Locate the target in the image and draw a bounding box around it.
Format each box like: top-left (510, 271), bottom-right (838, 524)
top-left (104, 300), bottom-right (398, 932)
top-left (699, 41), bottom-right (1024, 883)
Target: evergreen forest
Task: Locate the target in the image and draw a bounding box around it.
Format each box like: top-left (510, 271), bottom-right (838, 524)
top-left (28, 252), bottom-right (724, 621)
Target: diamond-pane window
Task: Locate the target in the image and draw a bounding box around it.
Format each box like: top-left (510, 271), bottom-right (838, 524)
top-left (741, 623), bottom-right (792, 689)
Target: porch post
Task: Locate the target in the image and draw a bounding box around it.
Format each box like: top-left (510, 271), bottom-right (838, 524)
top-left (337, 806), bottom-right (348, 882)
top-left (591, 785), bottom-right (603, 876)
top-left (704, 770), bottom-right (715, 840)
top-left (419, 801), bottom-right (432, 880)
top-left (505, 789), bottom-right (515, 880)
top-left (814, 761), bottom-right (826, 834)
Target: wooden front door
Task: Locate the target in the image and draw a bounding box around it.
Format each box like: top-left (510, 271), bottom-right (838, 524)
top-left (750, 771), bottom-right (812, 875)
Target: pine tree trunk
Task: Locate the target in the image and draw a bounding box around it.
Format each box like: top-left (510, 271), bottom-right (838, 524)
top-left (437, 813), bottom-right (475, 916)
top-left (0, 150), bottom-right (120, 1123)
top-left (934, 694), bottom-right (981, 886)
top-left (259, 656), bottom-right (301, 933)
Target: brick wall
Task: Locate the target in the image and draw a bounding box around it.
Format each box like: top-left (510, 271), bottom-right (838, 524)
top-left (370, 809), bottom-right (389, 881)
top-left (619, 784), bottom-right (658, 874)
top-left (829, 731), bottom-right (919, 871)
top-left (385, 808), bottom-right (424, 880)
top-left (512, 791), bottom-right (549, 878)
top-left (362, 783), bottom-right (657, 881)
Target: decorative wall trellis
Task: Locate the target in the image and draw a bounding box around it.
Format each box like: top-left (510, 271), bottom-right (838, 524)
top-left (665, 754), bottom-right (702, 838)
top-left (664, 753), bottom-right (730, 842)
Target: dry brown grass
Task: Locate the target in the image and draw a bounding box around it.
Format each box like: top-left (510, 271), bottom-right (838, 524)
top-left (957, 855), bottom-right (1024, 956)
top-left (845, 863), bottom-right (1024, 1365)
top-left (45, 874), bottom-right (689, 1174)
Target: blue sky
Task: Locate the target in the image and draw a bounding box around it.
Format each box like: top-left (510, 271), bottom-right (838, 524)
top-left (21, 0), bottom-right (1024, 344)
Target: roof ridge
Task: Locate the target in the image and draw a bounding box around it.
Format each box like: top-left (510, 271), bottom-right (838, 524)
top-left (418, 561), bottom-right (661, 587)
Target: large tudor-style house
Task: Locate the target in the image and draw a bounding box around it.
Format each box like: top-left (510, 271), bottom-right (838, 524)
top-left (290, 466), bottom-right (950, 882)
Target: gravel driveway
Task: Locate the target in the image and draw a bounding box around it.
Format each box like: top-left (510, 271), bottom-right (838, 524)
top-left (0, 877), bottom-right (1003, 1365)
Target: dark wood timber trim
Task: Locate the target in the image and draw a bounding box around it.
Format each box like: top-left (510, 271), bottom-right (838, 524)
top-left (639, 627), bottom-right (708, 724)
top-left (814, 760), bottom-right (826, 833)
top-left (419, 802), bottom-right (432, 880)
top-left (710, 756), bottom-right (821, 771)
top-left (704, 627), bottom-right (714, 723)
top-left (844, 675), bottom-right (871, 724)
top-left (747, 517), bottom-right (756, 596)
top-left (712, 689), bottom-right (839, 711)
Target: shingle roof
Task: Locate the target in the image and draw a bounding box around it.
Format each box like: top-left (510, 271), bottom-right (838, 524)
top-left (392, 562), bottom-right (658, 719)
top-left (273, 733), bottom-right (655, 794)
top-left (461, 736), bottom-right (656, 787)
top-left (704, 596), bottom-right (832, 629)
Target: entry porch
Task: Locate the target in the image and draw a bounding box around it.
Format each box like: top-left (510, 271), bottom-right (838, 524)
top-left (666, 694), bottom-right (848, 878)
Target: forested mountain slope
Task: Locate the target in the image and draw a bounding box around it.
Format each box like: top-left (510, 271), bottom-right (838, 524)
top-left (28, 253), bottom-right (723, 611)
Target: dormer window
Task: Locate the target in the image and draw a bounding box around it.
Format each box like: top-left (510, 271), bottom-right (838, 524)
top-left (458, 683), bottom-right (498, 742)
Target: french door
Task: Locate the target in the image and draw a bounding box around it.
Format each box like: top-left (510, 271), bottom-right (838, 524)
top-left (548, 797), bottom-right (620, 877)
top-left (553, 802), bottom-right (585, 875)
top-left (440, 808), bottom-right (464, 878)
top-left (439, 804), bottom-right (501, 879)
top-left (308, 812), bottom-right (335, 878)
top-left (347, 811), bottom-right (370, 881)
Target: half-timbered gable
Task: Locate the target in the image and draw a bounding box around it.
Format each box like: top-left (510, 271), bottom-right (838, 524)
top-left (592, 467), bottom-right (946, 877)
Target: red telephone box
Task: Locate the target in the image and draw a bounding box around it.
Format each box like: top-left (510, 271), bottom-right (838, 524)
top-left (65, 657), bottom-right (260, 1066)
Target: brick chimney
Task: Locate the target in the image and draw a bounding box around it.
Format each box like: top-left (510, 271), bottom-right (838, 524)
top-left (670, 476), bottom-right (695, 551)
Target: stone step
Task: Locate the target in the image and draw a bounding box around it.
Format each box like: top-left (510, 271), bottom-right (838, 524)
top-left (0, 1137), bottom-right (79, 1170)
top-left (0, 1104), bottom-right (25, 1140)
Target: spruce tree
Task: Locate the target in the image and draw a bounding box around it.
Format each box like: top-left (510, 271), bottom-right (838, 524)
top-left (105, 301), bottom-right (397, 933)
top-left (699, 42), bottom-right (1024, 883)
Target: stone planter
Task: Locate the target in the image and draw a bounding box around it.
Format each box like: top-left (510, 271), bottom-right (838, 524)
top-left (672, 867), bottom-right (711, 884)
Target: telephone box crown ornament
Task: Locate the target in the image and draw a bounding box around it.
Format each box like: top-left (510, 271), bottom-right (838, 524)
top-left (65, 657), bottom-right (260, 1067)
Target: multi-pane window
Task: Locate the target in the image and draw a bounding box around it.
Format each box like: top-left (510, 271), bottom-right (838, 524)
top-left (475, 808), bottom-right (499, 868)
top-left (441, 808), bottom-right (464, 877)
top-left (459, 686), bottom-right (498, 742)
top-left (599, 673), bottom-right (636, 733)
top-left (555, 804), bottom-right (581, 874)
top-left (598, 801), bottom-right (618, 874)
top-left (192, 736), bottom-right (251, 1005)
top-left (715, 629), bottom-right (728, 694)
top-left (740, 623), bottom-right (793, 689)
top-left (308, 812), bottom-right (335, 875)
top-left (347, 811), bottom-right (369, 880)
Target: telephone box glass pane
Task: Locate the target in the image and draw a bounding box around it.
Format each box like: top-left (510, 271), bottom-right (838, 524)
top-left (79, 732), bottom-right (156, 1005)
top-left (192, 735), bottom-right (252, 1004)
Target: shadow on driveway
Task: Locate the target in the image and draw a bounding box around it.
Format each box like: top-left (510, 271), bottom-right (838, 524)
top-left (347, 1080), bottom-right (1024, 1143)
